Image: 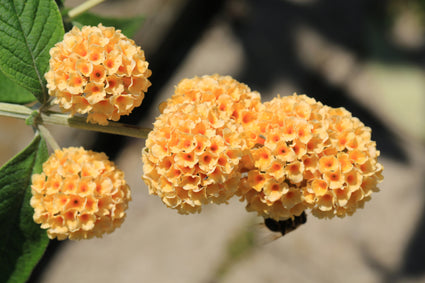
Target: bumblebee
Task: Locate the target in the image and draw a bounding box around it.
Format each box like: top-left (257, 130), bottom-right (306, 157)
top-left (264, 211), bottom-right (307, 236)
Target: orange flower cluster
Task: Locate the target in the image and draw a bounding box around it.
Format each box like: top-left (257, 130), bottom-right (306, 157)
top-left (238, 95), bottom-right (383, 220)
top-left (305, 104), bottom-right (384, 218)
top-left (142, 75), bottom-right (383, 220)
top-left (237, 95), bottom-right (320, 220)
top-left (31, 147), bottom-right (131, 240)
top-left (160, 74), bottom-right (263, 120)
top-left (142, 75), bottom-right (262, 214)
top-left (45, 24), bottom-right (151, 125)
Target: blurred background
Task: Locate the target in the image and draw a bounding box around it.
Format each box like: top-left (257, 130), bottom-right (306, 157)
top-left (1, 0), bottom-right (424, 282)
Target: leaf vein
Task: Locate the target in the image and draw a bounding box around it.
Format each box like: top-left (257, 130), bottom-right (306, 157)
top-left (10, 0), bottom-right (46, 101)
top-left (31, 1), bottom-right (46, 57)
top-left (0, 35), bottom-right (34, 63)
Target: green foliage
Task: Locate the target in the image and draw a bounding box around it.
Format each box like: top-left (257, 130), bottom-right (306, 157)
top-left (0, 1), bottom-right (147, 281)
top-left (72, 12), bottom-right (145, 38)
top-left (0, 0), bottom-right (64, 104)
top-left (0, 70), bottom-right (36, 104)
top-left (0, 135), bottom-right (49, 283)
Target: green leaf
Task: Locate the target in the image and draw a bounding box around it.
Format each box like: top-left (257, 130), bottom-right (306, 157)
top-left (0, 69), bottom-right (36, 104)
top-left (0, 0), bottom-right (64, 104)
top-left (0, 134), bottom-right (49, 283)
top-left (72, 12), bottom-right (144, 38)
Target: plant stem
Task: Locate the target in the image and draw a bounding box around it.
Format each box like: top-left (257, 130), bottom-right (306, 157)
top-left (0, 102), bottom-right (152, 139)
top-left (41, 112), bottom-right (152, 139)
top-left (38, 125), bottom-right (60, 151)
top-left (68, 0), bottom-right (105, 19)
top-left (0, 103), bottom-right (32, 118)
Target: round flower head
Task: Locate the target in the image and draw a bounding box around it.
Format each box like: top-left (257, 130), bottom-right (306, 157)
top-left (142, 102), bottom-right (244, 214)
top-left (304, 104), bottom-right (384, 219)
top-left (45, 24), bottom-right (151, 125)
top-left (142, 75), bottom-right (262, 214)
top-left (237, 94), bottom-right (322, 220)
top-left (237, 94), bottom-right (383, 220)
top-left (30, 147), bottom-right (131, 240)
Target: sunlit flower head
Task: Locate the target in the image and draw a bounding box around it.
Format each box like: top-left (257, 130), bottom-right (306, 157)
top-left (45, 24), bottom-right (151, 125)
top-left (236, 94), bottom-right (383, 220)
top-left (142, 100), bottom-right (245, 214)
top-left (142, 75), bottom-right (264, 214)
top-left (30, 147), bottom-right (131, 240)
top-left (236, 94), bottom-right (322, 220)
top-left (302, 101), bottom-right (384, 219)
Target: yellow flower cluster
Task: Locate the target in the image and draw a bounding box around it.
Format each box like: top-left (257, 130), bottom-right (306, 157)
top-left (142, 75), bottom-right (383, 221)
top-left (142, 75), bottom-right (262, 214)
top-left (238, 95), bottom-right (383, 220)
top-left (45, 24), bottom-right (151, 125)
top-left (160, 74), bottom-right (263, 121)
top-left (237, 95), bottom-right (320, 220)
top-left (30, 147), bottom-right (131, 240)
top-left (305, 103), bottom-right (384, 218)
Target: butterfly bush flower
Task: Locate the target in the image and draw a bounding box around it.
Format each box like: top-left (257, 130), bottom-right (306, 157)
top-left (30, 147), bottom-right (131, 240)
top-left (159, 74), bottom-right (263, 118)
top-left (142, 75), bottom-right (262, 214)
top-left (304, 104), bottom-right (383, 218)
top-left (237, 95), bottom-right (321, 220)
top-left (141, 74), bottom-right (383, 221)
top-left (45, 24), bottom-right (151, 125)
top-left (237, 94), bottom-right (383, 220)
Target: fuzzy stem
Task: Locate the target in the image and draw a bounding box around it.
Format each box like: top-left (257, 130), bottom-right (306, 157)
top-left (41, 112), bottom-right (152, 139)
top-left (0, 102), bottom-right (32, 118)
top-left (68, 0), bottom-right (105, 19)
top-left (0, 102), bottom-right (152, 139)
top-left (38, 125), bottom-right (60, 151)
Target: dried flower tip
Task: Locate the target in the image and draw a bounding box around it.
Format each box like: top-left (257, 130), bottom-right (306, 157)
top-left (45, 24), bottom-right (151, 125)
top-left (30, 147), bottom-right (131, 240)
